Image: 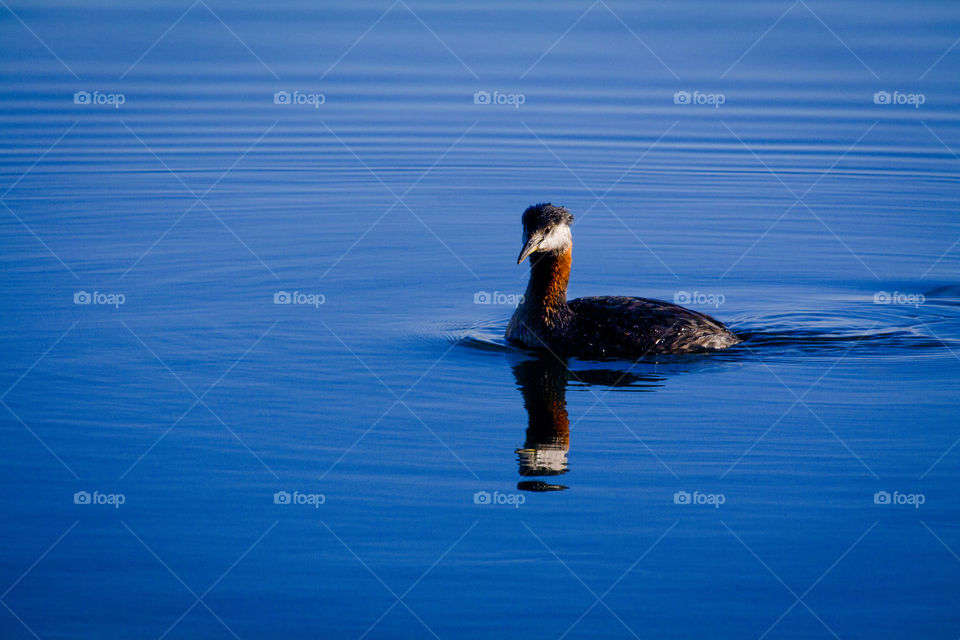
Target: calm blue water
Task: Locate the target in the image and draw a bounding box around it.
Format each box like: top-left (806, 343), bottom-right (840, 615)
top-left (2, 1), bottom-right (959, 638)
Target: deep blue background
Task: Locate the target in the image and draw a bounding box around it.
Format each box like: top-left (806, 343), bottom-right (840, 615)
top-left (1, 1), bottom-right (959, 638)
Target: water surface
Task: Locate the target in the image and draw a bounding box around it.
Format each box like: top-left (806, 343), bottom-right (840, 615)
top-left (1, 1), bottom-right (959, 638)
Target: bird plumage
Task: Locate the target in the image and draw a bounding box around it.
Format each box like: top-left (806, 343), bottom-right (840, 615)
top-left (506, 203), bottom-right (739, 358)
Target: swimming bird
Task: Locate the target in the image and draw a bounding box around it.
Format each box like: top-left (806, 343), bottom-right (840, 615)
top-left (506, 203), bottom-right (740, 358)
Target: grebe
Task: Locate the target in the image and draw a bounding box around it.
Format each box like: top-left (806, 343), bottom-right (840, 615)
top-left (506, 203), bottom-right (740, 358)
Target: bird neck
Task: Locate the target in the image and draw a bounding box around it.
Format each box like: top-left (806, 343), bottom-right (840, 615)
top-left (523, 247), bottom-right (571, 314)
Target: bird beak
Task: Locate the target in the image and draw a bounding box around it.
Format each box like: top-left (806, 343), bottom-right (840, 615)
top-left (517, 234), bottom-right (543, 264)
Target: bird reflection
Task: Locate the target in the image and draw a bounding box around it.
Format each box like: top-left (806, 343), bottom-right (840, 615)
top-left (512, 356), bottom-right (664, 492)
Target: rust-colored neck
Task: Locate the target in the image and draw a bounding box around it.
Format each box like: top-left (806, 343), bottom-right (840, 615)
top-left (524, 247), bottom-right (571, 312)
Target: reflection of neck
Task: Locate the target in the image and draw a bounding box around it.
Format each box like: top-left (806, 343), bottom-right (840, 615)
top-left (518, 361), bottom-right (570, 448)
top-left (515, 359), bottom-right (570, 477)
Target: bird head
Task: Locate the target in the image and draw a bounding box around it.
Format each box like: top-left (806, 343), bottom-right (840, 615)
top-left (517, 203), bottom-right (574, 264)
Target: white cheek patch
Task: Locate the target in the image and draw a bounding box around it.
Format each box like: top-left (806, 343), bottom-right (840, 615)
top-left (538, 225), bottom-right (571, 251)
